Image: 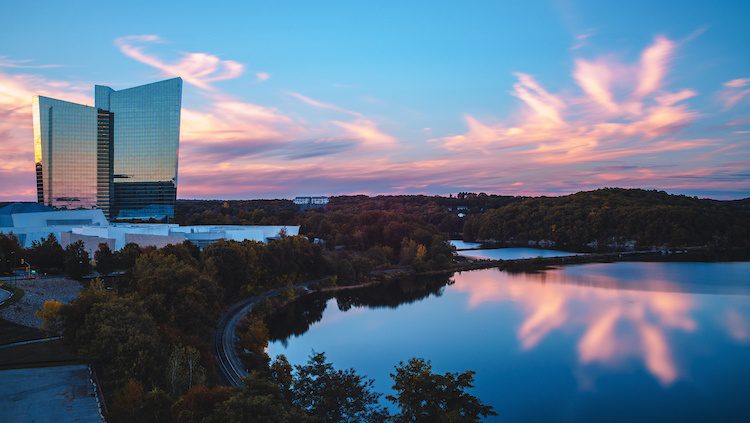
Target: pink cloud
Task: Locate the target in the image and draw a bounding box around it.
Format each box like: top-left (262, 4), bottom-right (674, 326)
top-left (450, 268), bottom-right (695, 386)
top-left (332, 118), bottom-right (396, 149)
top-left (255, 72), bottom-right (271, 82)
top-left (634, 36), bottom-right (674, 98)
top-left (288, 91), bottom-right (397, 148)
top-left (434, 36), bottom-right (700, 168)
top-left (717, 77), bottom-right (750, 109)
top-left (115, 35), bottom-right (245, 90)
top-left (288, 91), bottom-right (361, 117)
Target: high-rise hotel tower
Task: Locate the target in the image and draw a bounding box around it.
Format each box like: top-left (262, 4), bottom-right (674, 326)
top-left (33, 78), bottom-right (182, 220)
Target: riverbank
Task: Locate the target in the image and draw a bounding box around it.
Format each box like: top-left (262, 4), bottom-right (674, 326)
top-left (369, 245), bottom-right (749, 281)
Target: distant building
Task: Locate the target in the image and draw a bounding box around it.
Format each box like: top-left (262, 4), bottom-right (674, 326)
top-left (293, 196), bottom-right (329, 210)
top-left (0, 203), bottom-right (298, 255)
top-left (33, 78), bottom-right (182, 220)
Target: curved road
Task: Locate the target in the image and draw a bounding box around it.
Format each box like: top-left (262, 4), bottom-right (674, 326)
top-left (214, 280), bottom-right (323, 387)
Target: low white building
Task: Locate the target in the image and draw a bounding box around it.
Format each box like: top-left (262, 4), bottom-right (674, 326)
top-left (293, 196), bottom-right (329, 210)
top-left (0, 203), bottom-right (299, 255)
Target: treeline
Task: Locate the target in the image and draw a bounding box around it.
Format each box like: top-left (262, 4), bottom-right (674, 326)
top-left (1, 233), bottom-right (92, 278)
top-left (300, 209), bottom-right (454, 278)
top-left (176, 199), bottom-right (299, 226)
top-left (175, 193), bottom-right (520, 240)
top-left (34, 236), bottom-right (330, 422)
top-left (173, 197), bottom-right (461, 278)
top-left (28, 235), bottom-right (495, 422)
top-left (463, 188), bottom-right (750, 249)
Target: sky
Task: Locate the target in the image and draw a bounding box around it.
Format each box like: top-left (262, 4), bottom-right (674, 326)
top-left (1, 0), bottom-right (749, 200)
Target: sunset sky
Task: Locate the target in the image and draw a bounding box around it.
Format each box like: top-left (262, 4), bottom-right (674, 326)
top-left (1, 0), bottom-right (749, 200)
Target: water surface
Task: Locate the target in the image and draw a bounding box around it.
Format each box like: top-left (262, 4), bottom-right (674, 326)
top-left (457, 247), bottom-right (578, 260)
top-left (268, 262), bottom-right (750, 422)
top-left (449, 240), bottom-right (482, 250)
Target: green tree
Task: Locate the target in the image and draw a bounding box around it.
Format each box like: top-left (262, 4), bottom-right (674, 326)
top-left (0, 233), bottom-right (22, 274)
top-left (115, 242), bottom-right (142, 270)
top-left (27, 234), bottom-right (64, 272)
top-left (387, 358), bottom-right (496, 422)
top-left (110, 380), bottom-right (171, 423)
top-left (291, 352), bottom-right (388, 422)
top-left (94, 243), bottom-right (116, 275)
top-left (167, 345), bottom-right (207, 397)
top-left (71, 296), bottom-right (166, 385)
top-left (171, 385), bottom-right (233, 423)
top-left (205, 374), bottom-right (314, 423)
top-left (63, 240), bottom-right (91, 279)
top-left (133, 251), bottom-right (222, 337)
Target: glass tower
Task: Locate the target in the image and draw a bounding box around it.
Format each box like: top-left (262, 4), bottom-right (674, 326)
top-left (33, 78), bottom-right (182, 220)
top-left (95, 78), bottom-right (182, 220)
top-left (33, 96), bottom-right (98, 210)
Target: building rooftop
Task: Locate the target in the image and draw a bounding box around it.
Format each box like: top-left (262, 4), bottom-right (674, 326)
top-left (0, 364), bottom-right (103, 423)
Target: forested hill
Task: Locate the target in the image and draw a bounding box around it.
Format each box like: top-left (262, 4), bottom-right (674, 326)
top-left (462, 188), bottom-right (750, 249)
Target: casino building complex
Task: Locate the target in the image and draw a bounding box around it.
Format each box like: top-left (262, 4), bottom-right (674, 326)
top-left (33, 78), bottom-right (182, 220)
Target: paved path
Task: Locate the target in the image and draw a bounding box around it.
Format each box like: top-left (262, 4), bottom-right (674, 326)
top-left (0, 288), bottom-right (11, 305)
top-left (214, 279), bottom-right (323, 387)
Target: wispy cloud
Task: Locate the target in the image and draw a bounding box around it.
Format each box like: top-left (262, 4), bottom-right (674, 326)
top-left (287, 91), bottom-right (361, 117)
top-left (0, 56), bottom-right (64, 69)
top-left (288, 91), bottom-right (397, 148)
top-left (434, 36), bottom-right (698, 165)
top-left (717, 78), bottom-right (750, 109)
top-left (114, 35), bottom-right (245, 90)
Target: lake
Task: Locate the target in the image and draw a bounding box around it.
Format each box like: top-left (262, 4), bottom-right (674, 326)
top-left (267, 261), bottom-right (750, 422)
top-left (456, 247), bottom-right (578, 260)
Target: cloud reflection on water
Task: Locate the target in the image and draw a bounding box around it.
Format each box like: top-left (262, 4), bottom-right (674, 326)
top-left (451, 266), bottom-right (699, 385)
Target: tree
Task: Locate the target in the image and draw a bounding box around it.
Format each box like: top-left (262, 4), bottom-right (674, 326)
top-left (205, 374), bottom-right (314, 423)
top-left (111, 380), bottom-right (171, 423)
top-left (387, 358), bottom-right (496, 422)
top-left (202, 240), bottom-right (251, 299)
top-left (111, 379), bottom-right (145, 422)
top-left (291, 352), bottom-right (388, 422)
top-left (27, 234), bottom-right (64, 272)
top-left (94, 243), bottom-right (116, 275)
top-left (171, 386), bottom-right (233, 423)
top-left (115, 242), bottom-right (142, 270)
top-left (239, 315), bottom-right (269, 355)
top-left (36, 299), bottom-right (64, 334)
top-left (133, 251), bottom-right (222, 337)
top-left (270, 355), bottom-right (294, 399)
top-left (238, 314), bottom-right (271, 370)
top-left (71, 296), bottom-right (166, 385)
top-left (167, 345), bottom-right (207, 397)
top-left (63, 240), bottom-right (91, 279)
top-left (0, 233), bottom-right (22, 274)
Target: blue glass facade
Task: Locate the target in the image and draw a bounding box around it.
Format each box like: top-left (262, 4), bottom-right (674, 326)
top-left (33, 78), bottom-right (182, 220)
top-left (33, 96), bottom-right (98, 210)
top-left (96, 78), bottom-right (182, 220)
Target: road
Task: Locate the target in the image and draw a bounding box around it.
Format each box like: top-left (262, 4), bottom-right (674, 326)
top-left (213, 279), bottom-right (323, 387)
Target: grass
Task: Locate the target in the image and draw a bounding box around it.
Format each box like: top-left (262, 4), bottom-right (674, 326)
top-left (0, 318), bottom-right (78, 370)
top-left (0, 318), bottom-right (44, 345)
top-left (0, 337), bottom-right (78, 370)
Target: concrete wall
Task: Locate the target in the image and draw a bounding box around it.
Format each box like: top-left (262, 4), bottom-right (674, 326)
top-left (60, 232), bottom-right (115, 256)
top-left (125, 233), bottom-right (186, 249)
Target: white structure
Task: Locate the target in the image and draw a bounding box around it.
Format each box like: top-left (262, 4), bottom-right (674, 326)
top-left (0, 204), bottom-right (299, 255)
top-left (293, 196), bottom-right (329, 209)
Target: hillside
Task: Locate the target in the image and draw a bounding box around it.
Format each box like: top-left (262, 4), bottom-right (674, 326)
top-left (462, 188), bottom-right (750, 249)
